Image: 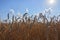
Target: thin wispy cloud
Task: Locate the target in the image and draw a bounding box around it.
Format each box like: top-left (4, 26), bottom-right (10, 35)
top-left (25, 8), bottom-right (29, 13)
top-left (44, 8), bottom-right (52, 14)
top-left (9, 9), bottom-right (15, 15)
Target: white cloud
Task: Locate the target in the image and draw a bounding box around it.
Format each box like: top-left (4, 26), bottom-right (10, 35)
top-left (17, 12), bottom-right (22, 18)
top-left (49, 8), bottom-right (52, 11)
top-left (25, 8), bottom-right (29, 13)
top-left (17, 12), bottom-right (21, 16)
top-left (44, 8), bottom-right (52, 14)
top-left (9, 9), bottom-right (15, 15)
top-left (34, 12), bottom-right (41, 17)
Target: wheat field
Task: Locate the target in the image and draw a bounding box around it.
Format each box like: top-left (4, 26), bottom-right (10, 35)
top-left (0, 13), bottom-right (60, 40)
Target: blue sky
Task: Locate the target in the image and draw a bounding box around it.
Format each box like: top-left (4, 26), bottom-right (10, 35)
top-left (0, 0), bottom-right (60, 20)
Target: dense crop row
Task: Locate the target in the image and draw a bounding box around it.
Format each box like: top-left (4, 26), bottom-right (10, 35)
top-left (0, 12), bottom-right (60, 40)
top-left (0, 22), bottom-right (60, 40)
